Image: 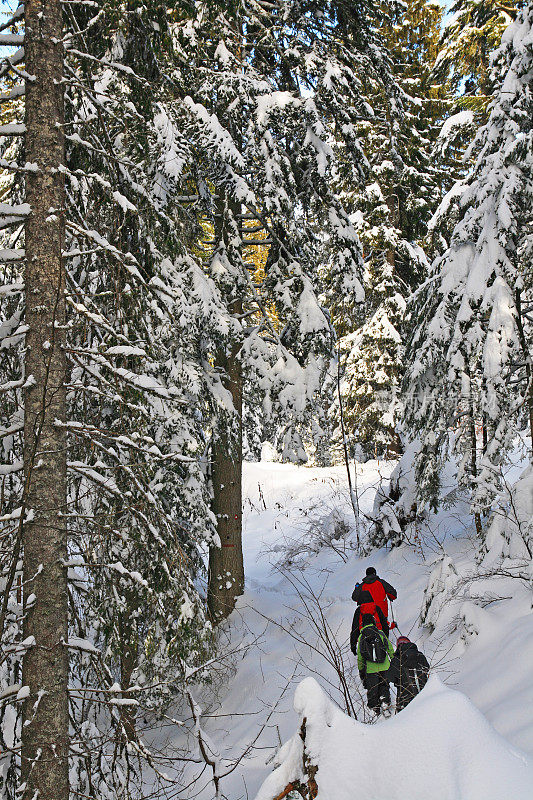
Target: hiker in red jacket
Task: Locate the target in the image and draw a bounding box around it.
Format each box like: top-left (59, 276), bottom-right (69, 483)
top-left (352, 567), bottom-right (397, 620)
top-left (350, 590), bottom-right (389, 654)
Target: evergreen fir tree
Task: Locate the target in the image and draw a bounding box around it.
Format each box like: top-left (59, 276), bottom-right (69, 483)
top-left (0, 2), bottom-right (223, 794)
top-left (430, 0), bottom-right (518, 198)
top-left (170, 0), bottom-right (400, 616)
top-left (436, 0), bottom-right (517, 101)
top-left (340, 262), bottom-right (407, 458)
top-left (404, 3), bottom-right (533, 520)
top-left (333, 0), bottom-right (444, 460)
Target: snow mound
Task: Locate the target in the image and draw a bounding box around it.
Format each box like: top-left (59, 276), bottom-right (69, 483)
top-left (254, 676), bottom-right (533, 800)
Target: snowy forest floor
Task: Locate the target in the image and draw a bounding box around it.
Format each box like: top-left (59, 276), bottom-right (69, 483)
top-left (154, 459), bottom-right (533, 800)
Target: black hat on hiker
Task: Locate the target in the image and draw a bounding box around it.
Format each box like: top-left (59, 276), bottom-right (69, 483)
top-left (366, 567), bottom-right (377, 576)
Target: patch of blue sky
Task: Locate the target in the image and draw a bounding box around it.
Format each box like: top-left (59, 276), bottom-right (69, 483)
top-left (0, 0), bottom-right (21, 60)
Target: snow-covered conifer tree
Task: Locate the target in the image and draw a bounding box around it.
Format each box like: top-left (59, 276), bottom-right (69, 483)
top-left (404, 4), bottom-right (533, 521)
top-left (171, 0), bottom-right (400, 618)
top-left (0, 2), bottom-right (223, 794)
top-left (64, 4), bottom-right (225, 790)
top-left (436, 0), bottom-right (517, 101)
top-left (333, 0), bottom-right (442, 459)
top-left (430, 0), bottom-right (518, 238)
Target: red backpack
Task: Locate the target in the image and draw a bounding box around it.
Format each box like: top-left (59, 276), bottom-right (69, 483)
top-left (358, 601), bottom-right (383, 631)
top-left (363, 580), bottom-right (388, 617)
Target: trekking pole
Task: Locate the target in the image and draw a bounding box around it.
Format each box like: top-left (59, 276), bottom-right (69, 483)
top-left (390, 602), bottom-right (403, 639)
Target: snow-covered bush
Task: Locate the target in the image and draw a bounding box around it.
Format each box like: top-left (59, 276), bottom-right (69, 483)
top-left (459, 600), bottom-right (494, 647)
top-left (268, 487), bottom-right (355, 569)
top-left (420, 555), bottom-right (461, 632)
top-left (367, 441), bottom-right (426, 550)
top-left (482, 465), bottom-right (533, 573)
top-left (421, 465), bottom-right (532, 645)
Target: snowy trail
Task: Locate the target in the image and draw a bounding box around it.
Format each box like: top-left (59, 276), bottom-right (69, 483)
top-left (176, 461), bottom-right (533, 800)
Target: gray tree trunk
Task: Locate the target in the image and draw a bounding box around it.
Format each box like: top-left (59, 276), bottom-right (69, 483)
top-left (21, 2), bottom-right (69, 799)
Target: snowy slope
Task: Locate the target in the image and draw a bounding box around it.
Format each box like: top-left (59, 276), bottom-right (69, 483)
top-left (170, 460), bottom-right (533, 800)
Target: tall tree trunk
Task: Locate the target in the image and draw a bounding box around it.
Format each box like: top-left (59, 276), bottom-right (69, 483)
top-left (470, 414), bottom-right (482, 536)
top-left (208, 25), bottom-right (247, 621)
top-left (21, 2), bottom-right (69, 799)
top-left (208, 297), bottom-right (244, 622)
top-left (208, 192), bottom-right (245, 623)
top-left (119, 585), bottom-right (138, 744)
top-left (465, 368), bottom-right (482, 536)
top-left (384, 192), bottom-right (403, 457)
top-left (336, 345), bottom-right (360, 550)
top-left (515, 288), bottom-right (533, 460)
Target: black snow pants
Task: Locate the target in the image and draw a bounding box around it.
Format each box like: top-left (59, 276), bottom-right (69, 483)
top-left (365, 671), bottom-right (390, 713)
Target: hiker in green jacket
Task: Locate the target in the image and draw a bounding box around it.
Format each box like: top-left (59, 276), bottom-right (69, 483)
top-left (356, 613), bottom-right (395, 716)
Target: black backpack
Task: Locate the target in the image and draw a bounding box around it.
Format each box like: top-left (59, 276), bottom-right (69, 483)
top-left (400, 647), bottom-right (429, 692)
top-left (359, 626), bottom-right (388, 663)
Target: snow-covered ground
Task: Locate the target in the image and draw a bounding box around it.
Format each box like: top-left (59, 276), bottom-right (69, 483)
top-left (172, 459), bottom-right (533, 800)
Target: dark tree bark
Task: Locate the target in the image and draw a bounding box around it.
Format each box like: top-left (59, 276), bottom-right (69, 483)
top-left (208, 298), bottom-right (245, 622)
top-left (515, 288), bottom-right (533, 460)
top-left (119, 585), bottom-right (139, 744)
top-left (336, 346), bottom-right (360, 551)
top-left (207, 194), bottom-right (245, 623)
top-left (464, 365), bottom-right (482, 536)
top-left (21, 2), bottom-right (69, 799)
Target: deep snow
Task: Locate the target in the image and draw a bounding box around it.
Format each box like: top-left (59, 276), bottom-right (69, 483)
top-left (255, 676), bottom-right (533, 800)
top-left (173, 459), bottom-right (533, 800)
